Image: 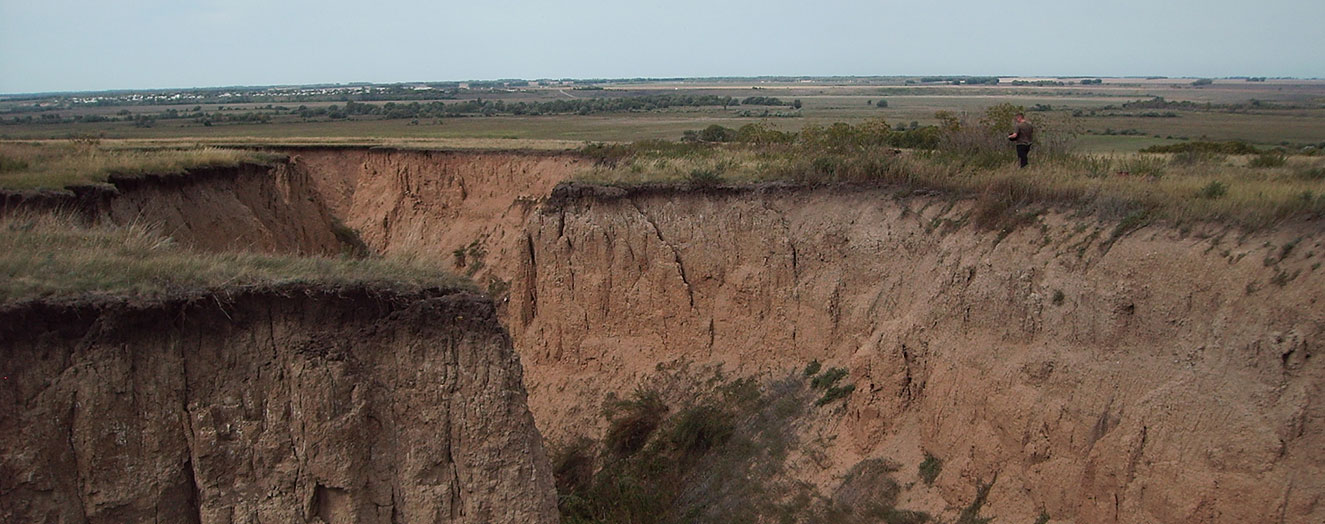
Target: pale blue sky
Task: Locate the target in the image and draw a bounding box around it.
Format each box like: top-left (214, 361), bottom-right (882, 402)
top-left (1, 0), bottom-right (1321, 93)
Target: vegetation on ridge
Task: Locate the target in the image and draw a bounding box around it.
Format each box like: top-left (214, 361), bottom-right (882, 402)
top-left (0, 140), bottom-right (281, 190)
top-left (0, 212), bottom-right (463, 302)
top-left (574, 104), bottom-right (1325, 228)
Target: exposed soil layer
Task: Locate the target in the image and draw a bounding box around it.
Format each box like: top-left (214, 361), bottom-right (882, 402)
top-left (512, 186), bottom-right (1324, 523)
top-left (5, 150), bottom-right (1322, 523)
top-left (2, 163), bottom-right (343, 254)
top-left (0, 286), bottom-right (556, 524)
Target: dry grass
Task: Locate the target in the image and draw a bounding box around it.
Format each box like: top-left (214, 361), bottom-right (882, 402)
top-left (0, 212), bottom-right (465, 302)
top-left (578, 143), bottom-right (1325, 228)
top-left (0, 141), bottom-right (283, 190)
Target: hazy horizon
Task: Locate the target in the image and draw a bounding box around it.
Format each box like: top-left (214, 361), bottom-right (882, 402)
top-left (2, 0), bottom-right (1322, 94)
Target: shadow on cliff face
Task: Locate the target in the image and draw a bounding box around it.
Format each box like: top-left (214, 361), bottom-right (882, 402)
top-left (548, 367), bottom-right (937, 524)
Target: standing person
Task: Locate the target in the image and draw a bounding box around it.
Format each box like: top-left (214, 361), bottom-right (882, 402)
top-left (1007, 113), bottom-right (1034, 168)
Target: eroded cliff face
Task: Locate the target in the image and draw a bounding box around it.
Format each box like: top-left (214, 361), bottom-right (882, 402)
top-left (5, 149), bottom-right (1321, 522)
top-left (510, 187), bottom-right (1324, 523)
top-left (0, 287), bottom-right (557, 524)
top-left (289, 148), bottom-right (585, 290)
top-left (1, 163), bottom-right (345, 255)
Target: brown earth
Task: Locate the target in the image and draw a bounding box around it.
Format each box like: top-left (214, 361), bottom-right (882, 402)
top-left (4, 149), bottom-right (1322, 523)
top-left (512, 186), bottom-right (1324, 523)
top-left (0, 286), bottom-right (556, 524)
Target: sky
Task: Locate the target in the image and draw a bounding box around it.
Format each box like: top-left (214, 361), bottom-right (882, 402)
top-left (1, 0), bottom-right (1322, 94)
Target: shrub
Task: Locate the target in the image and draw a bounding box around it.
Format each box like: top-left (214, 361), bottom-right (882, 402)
top-left (1249, 151), bottom-right (1287, 168)
top-left (1119, 155), bottom-right (1166, 177)
top-left (1170, 149), bottom-right (1225, 166)
top-left (1296, 166), bottom-right (1325, 180)
top-left (1076, 154), bottom-right (1113, 178)
top-left (1198, 181), bottom-right (1228, 199)
top-left (1141, 141), bottom-right (1260, 155)
top-left (876, 99), bottom-right (889, 108)
top-left (810, 367), bottom-right (848, 390)
top-left (804, 359), bottom-right (822, 376)
top-left (603, 390), bottom-right (668, 457)
top-left (551, 437), bottom-right (596, 496)
top-left (699, 124), bottom-right (736, 143)
top-left (330, 219), bottom-right (371, 258)
top-left (0, 154), bottom-right (29, 173)
top-left (918, 453), bottom-right (942, 485)
top-left (668, 404), bottom-right (735, 455)
top-left (816, 384), bottom-right (855, 406)
top-left (956, 479), bottom-right (995, 524)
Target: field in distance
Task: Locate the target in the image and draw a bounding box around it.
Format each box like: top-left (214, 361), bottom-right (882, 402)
top-left (2, 76), bottom-right (1322, 152)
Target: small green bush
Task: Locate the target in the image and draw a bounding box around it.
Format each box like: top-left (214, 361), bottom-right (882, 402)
top-left (816, 384), bottom-right (856, 406)
top-left (810, 367), bottom-right (848, 390)
top-left (804, 360), bottom-right (822, 376)
top-left (1249, 151), bottom-right (1288, 168)
top-left (918, 453), bottom-right (942, 485)
top-left (1198, 181), bottom-right (1228, 199)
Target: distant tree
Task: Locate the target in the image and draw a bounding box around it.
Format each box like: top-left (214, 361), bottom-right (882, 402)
top-left (792, 99), bottom-right (803, 109)
top-left (875, 99), bottom-right (888, 108)
top-left (1192, 78), bottom-right (1214, 86)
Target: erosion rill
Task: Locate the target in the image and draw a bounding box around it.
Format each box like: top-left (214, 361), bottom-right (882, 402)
top-left (3, 147), bottom-right (1321, 523)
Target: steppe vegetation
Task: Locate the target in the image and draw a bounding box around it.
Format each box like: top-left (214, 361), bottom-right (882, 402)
top-left (0, 139), bottom-right (278, 189)
top-left (576, 104), bottom-right (1325, 228)
top-left (0, 211), bottom-right (460, 301)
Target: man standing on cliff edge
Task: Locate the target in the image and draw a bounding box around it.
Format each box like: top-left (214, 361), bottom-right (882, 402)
top-left (1008, 113), bottom-right (1034, 168)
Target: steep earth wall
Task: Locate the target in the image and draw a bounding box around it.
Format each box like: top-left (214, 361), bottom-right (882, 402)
top-left (289, 148), bottom-right (585, 291)
top-left (1, 163), bottom-right (344, 254)
top-left (6, 149), bottom-right (1320, 522)
top-left (0, 287), bottom-right (556, 524)
top-left (509, 185), bottom-right (1324, 523)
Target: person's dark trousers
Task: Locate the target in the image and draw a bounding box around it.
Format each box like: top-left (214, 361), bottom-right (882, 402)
top-left (1016, 144), bottom-right (1031, 168)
